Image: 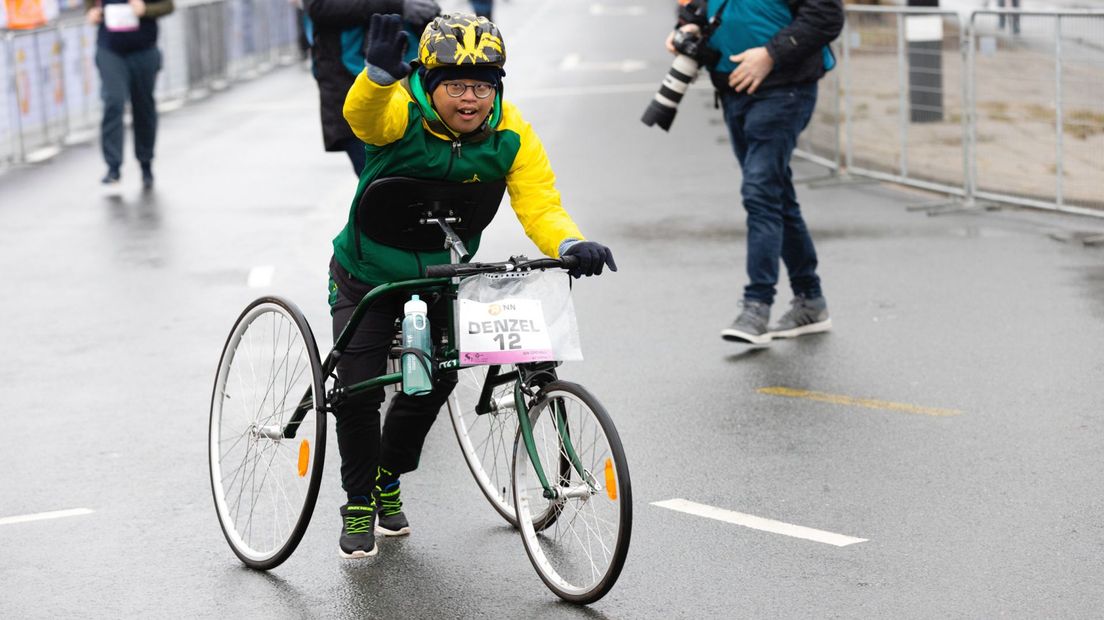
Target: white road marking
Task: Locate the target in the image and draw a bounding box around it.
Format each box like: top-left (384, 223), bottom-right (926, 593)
top-left (0, 508), bottom-right (94, 526)
top-left (247, 265), bottom-right (275, 288)
top-left (559, 53), bottom-right (647, 73)
top-left (590, 4), bottom-right (646, 16)
top-left (652, 498), bottom-right (868, 547)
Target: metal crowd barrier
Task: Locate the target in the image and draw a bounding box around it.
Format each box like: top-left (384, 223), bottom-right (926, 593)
top-left (0, 0), bottom-right (299, 172)
top-left (796, 6), bottom-right (1104, 218)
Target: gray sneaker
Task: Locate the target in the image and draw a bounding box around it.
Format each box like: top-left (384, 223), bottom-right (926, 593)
top-left (721, 300), bottom-right (772, 344)
top-left (769, 296), bottom-right (832, 338)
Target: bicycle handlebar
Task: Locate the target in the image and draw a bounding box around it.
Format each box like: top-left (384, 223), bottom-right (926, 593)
top-left (425, 255), bottom-right (579, 279)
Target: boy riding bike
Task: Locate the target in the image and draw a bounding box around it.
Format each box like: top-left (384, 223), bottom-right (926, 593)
top-left (328, 12), bottom-right (617, 558)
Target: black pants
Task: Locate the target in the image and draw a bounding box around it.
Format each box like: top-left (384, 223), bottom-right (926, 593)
top-left (95, 46), bottom-right (161, 173)
top-left (330, 273), bottom-right (457, 499)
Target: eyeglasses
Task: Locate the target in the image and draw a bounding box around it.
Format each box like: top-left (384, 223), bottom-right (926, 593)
top-left (442, 81), bottom-right (496, 99)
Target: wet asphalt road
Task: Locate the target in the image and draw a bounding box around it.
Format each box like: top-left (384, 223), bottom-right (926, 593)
top-left (3, 0), bottom-right (1104, 617)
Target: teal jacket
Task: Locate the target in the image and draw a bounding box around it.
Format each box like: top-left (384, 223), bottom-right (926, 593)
top-left (705, 0), bottom-right (841, 84)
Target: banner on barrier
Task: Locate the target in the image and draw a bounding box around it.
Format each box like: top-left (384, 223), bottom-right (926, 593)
top-left (0, 39), bottom-right (14, 161)
top-left (36, 31), bottom-right (66, 125)
top-left (61, 24), bottom-right (97, 126)
top-left (13, 35), bottom-right (44, 133)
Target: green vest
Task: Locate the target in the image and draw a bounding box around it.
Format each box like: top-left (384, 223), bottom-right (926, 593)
top-left (332, 73), bottom-right (521, 287)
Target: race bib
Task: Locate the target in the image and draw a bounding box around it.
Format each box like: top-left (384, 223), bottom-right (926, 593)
top-left (458, 298), bottom-right (554, 365)
top-left (104, 4), bottom-right (139, 32)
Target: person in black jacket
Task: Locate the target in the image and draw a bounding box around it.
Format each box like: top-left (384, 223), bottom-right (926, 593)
top-left (85, 0), bottom-right (175, 192)
top-left (304, 0), bottom-right (439, 176)
top-left (665, 0), bottom-right (843, 345)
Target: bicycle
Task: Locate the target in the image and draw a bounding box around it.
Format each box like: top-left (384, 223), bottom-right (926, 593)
top-left (208, 177), bottom-right (632, 604)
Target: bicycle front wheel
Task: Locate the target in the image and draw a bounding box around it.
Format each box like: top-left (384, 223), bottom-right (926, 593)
top-left (448, 364), bottom-right (522, 526)
top-left (512, 381), bottom-right (632, 604)
top-left (209, 297), bottom-right (326, 570)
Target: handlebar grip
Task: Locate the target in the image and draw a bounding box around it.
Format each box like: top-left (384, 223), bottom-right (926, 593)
top-left (558, 255), bottom-right (579, 271)
top-left (425, 264), bottom-right (459, 278)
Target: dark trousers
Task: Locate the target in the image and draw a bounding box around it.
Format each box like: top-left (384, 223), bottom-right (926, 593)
top-left (339, 137), bottom-right (367, 177)
top-left (997, 0), bottom-right (1021, 34)
top-left (330, 279), bottom-right (457, 499)
top-left (96, 45), bottom-right (162, 173)
top-left (720, 82), bottom-right (822, 306)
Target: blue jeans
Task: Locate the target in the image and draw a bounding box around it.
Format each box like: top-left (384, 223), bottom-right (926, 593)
top-left (720, 82), bottom-right (822, 306)
top-left (95, 46), bottom-right (162, 173)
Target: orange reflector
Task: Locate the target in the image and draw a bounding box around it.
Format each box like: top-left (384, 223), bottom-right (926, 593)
top-left (604, 458), bottom-right (617, 501)
top-left (298, 440), bottom-right (310, 477)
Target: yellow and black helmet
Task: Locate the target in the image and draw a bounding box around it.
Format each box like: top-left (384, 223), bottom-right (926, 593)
top-left (417, 13), bottom-right (506, 70)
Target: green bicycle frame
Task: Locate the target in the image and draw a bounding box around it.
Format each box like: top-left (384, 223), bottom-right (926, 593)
top-left (282, 271), bottom-right (591, 500)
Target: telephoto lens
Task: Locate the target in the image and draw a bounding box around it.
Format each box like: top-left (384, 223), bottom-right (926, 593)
top-left (640, 53), bottom-right (700, 131)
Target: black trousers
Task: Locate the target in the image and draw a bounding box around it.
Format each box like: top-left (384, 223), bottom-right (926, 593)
top-left (95, 46), bottom-right (161, 173)
top-left (330, 276), bottom-right (457, 499)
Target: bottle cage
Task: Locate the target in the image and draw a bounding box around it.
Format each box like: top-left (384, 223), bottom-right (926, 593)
top-left (355, 177), bottom-right (507, 252)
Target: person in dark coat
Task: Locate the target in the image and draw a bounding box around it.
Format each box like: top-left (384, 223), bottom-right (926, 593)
top-left (304, 0), bottom-right (439, 175)
top-left (85, 0), bottom-right (175, 191)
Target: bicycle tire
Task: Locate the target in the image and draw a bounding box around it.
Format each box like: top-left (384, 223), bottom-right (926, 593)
top-left (512, 381), bottom-right (632, 604)
top-left (209, 296), bottom-right (326, 570)
top-left (447, 364), bottom-right (523, 526)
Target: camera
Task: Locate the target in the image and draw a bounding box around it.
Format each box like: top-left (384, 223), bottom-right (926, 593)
top-left (641, 2), bottom-right (722, 131)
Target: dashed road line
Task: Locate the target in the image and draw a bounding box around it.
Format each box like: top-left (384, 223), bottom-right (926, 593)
top-left (758, 386), bottom-right (962, 417)
top-left (652, 499), bottom-right (867, 547)
top-left (0, 508), bottom-right (95, 526)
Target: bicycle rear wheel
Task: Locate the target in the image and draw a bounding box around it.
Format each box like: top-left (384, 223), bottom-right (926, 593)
top-left (448, 364), bottom-right (522, 526)
top-left (512, 381), bottom-right (632, 604)
top-left (209, 297), bottom-right (326, 570)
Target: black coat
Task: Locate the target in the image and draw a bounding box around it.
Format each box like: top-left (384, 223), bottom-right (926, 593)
top-left (305, 0), bottom-right (403, 151)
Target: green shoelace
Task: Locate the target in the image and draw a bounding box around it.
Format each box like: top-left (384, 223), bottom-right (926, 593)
top-left (343, 514), bottom-right (373, 535)
top-left (377, 484), bottom-right (402, 517)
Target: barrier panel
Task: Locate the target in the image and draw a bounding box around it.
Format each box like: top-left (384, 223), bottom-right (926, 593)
top-left (59, 21), bottom-right (96, 137)
top-left (791, 6), bottom-right (1104, 216)
top-left (968, 10), bottom-right (1104, 214)
top-left (0, 0), bottom-right (300, 172)
top-left (795, 40), bottom-right (842, 174)
top-left (839, 6), bottom-right (968, 196)
top-left (0, 33), bottom-right (16, 165)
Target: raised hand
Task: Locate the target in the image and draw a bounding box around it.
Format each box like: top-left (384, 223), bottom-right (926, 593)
top-left (365, 14), bottom-right (411, 80)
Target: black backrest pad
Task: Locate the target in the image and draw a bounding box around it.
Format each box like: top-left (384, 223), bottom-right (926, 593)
top-left (355, 177), bottom-right (507, 251)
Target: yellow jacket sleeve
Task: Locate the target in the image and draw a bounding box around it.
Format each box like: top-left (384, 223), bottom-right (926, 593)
top-left (343, 71), bottom-right (412, 147)
top-left (502, 102), bottom-right (585, 258)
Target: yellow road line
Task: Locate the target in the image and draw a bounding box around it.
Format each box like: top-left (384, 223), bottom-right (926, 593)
top-left (757, 387), bottom-right (962, 417)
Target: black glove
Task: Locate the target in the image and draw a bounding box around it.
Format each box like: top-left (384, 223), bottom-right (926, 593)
top-left (402, 0), bottom-right (440, 26)
top-left (365, 14), bottom-right (411, 80)
top-left (562, 241), bottom-right (618, 278)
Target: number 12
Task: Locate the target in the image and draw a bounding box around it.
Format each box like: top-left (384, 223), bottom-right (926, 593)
top-left (493, 333), bottom-right (521, 350)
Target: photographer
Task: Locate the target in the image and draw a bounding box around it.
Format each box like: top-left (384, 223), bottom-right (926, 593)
top-left (664, 0), bottom-right (842, 345)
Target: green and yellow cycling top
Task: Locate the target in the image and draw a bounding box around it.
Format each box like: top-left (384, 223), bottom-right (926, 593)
top-left (333, 69), bottom-right (585, 287)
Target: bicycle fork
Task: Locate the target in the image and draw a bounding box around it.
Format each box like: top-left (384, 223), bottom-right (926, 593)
top-left (514, 382), bottom-right (601, 501)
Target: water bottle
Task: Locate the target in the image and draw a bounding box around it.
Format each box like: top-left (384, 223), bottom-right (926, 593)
top-left (401, 295), bottom-right (433, 396)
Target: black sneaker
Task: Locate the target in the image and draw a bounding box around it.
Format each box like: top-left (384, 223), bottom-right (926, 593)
top-left (101, 169), bottom-right (122, 196)
top-left (374, 467), bottom-right (410, 536)
top-left (338, 501), bottom-right (377, 558)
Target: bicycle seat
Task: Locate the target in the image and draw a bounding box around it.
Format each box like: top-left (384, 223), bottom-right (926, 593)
top-left (355, 177), bottom-right (507, 252)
